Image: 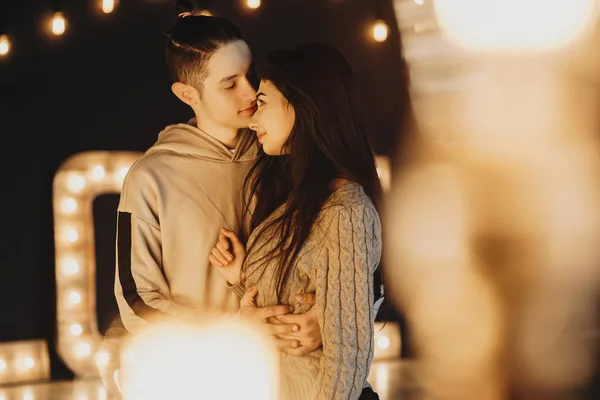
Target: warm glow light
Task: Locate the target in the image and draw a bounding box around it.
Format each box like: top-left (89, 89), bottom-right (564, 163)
top-left (114, 167), bottom-right (130, 187)
top-left (74, 342), bottom-right (92, 358)
top-left (21, 389), bottom-right (34, 400)
top-left (51, 12), bottom-right (67, 36)
top-left (68, 291), bottom-right (82, 305)
top-left (61, 258), bottom-right (80, 276)
top-left (69, 324), bottom-right (83, 336)
top-left (377, 336), bottom-right (391, 350)
top-left (60, 197), bottom-right (78, 214)
top-left (246, 0), bottom-right (261, 9)
top-left (64, 228), bottom-right (79, 244)
top-left (375, 156), bottom-right (392, 192)
top-left (102, 0), bottom-right (116, 14)
top-left (434, 0), bottom-right (596, 52)
top-left (0, 340), bottom-right (50, 385)
top-left (20, 357), bottom-right (35, 370)
top-left (0, 34), bottom-right (10, 56)
top-left (199, 9), bottom-right (213, 16)
top-left (54, 151), bottom-right (142, 378)
top-left (67, 174), bottom-right (86, 192)
top-left (373, 322), bottom-right (402, 360)
top-left (415, 0), bottom-right (424, 4)
top-left (90, 165), bottom-right (105, 181)
top-left (121, 319), bottom-right (278, 400)
top-left (95, 350), bottom-right (110, 368)
top-left (373, 20), bottom-right (389, 42)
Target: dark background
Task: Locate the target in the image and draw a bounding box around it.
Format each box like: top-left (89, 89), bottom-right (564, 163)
top-left (0, 0), bottom-right (412, 380)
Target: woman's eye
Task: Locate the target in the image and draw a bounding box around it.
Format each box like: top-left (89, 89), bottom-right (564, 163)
top-left (226, 83), bottom-right (237, 90)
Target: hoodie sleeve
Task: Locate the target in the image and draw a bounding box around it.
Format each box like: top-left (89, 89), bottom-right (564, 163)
top-left (114, 162), bottom-right (201, 334)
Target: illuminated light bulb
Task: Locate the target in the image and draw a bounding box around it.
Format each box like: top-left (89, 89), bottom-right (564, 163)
top-left (377, 336), bottom-right (390, 349)
top-left (68, 290), bottom-right (82, 305)
top-left (246, 0), bottom-right (261, 9)
top-left (51, 11), bottom-right (67, 36)
top-left (0, 34), bottom-right (10, 56)
top-left (372, 20), bottom-right (389, 43)
top-left (97, 386), bottom-right (108, 400)
top-left (60, 197), bottom-right (78, 214)
top-left (0, 358), bottom-right (6, 372)
top-left (64, 228), bottom-right (79, 244)
top-left (114, 166), bottom-right (130, 187)
top-left (96, 350), bottom-right (110, 368)
top-left (21, 388), bottom-right (35, 400)
top-left (90, 165), bottom-right (105, 181)
top-left (75, 342), bottom-right (92, 358)
top-left (70, 323), bottom-right (83, 336)
top-left (102, 0), bottom-right (116, 14)
top-left (20, 356), bottom-right (35, 370)
top-left (67, 174), bottom-right (86, 193)
top-left (434, 0), bottom-right (596, 52)
top-left (61, 258), bottom-right (80, 276)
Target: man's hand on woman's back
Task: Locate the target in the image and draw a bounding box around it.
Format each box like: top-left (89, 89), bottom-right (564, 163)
top-left (239, 287), bottom-right (323, 355)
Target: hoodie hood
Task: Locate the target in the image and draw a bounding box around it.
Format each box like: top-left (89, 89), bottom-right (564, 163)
top-left (146, 119), bottom-right (259, 163)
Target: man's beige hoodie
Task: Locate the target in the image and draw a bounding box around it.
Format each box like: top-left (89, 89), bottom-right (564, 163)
top-left (114, 120), bottom-right (259, 333)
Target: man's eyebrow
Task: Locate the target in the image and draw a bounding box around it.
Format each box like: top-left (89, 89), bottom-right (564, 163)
top-left (219, 74), bottom-right (237, 84)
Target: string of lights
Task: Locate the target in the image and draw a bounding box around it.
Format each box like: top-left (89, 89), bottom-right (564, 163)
top-left (0, 0), bottom-right (402, 60)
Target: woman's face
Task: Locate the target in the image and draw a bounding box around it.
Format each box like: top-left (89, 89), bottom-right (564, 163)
top-left (249, 80), bottom-right (295, 155)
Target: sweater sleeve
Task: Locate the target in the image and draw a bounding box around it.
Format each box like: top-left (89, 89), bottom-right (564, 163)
top-left (314, 205), bottom-right (381, 400)
top-left (226, 281), bottom-right (247, 299)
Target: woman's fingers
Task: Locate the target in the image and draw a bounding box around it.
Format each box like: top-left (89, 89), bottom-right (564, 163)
top-left (210, 248), bottom-right (228, 266)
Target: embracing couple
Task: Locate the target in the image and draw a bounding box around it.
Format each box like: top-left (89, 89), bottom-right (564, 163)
top-left (112, 10), bottom-right (384, 400)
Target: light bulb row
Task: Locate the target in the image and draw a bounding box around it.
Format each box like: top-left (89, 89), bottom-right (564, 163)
top-left (1, 0), bottom-right (398, 59)
top-left (0, 341), bottom-right (50, 386)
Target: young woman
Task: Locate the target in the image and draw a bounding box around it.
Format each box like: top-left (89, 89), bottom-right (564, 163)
top-left (210, 42), bottom-right (383, 400)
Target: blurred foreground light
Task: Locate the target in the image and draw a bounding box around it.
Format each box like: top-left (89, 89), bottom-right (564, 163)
top-left (0, 34), bottom-right (10, 56)
top-left (199, 9), bottom-right (213, 16)
top-left (372, 20), bottom-right (389, 42)
top-left (120, 318), bottom-right (278, 400)
top-left (246, 0), bottom-right (261, 9)
top-left (50, 12), bottom-right (67, 36)
top-left (101, 0), bottom-right (117, 14)
top-left (434, 0), bottom-right (596, 52)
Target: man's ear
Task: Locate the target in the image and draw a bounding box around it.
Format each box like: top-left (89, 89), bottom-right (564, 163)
top-left (171, 82), bottom-right (200, 106)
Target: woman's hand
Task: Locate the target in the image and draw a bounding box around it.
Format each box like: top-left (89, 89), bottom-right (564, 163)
top-left (209, 227), bottom-right (246, 285)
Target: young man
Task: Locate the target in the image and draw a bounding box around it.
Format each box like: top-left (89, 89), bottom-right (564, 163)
top-left (112, 15), bottom-right (321, 350)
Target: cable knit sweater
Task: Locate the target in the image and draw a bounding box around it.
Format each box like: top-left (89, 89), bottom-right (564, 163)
top-left (231, 182), bottom-right (382, 400)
